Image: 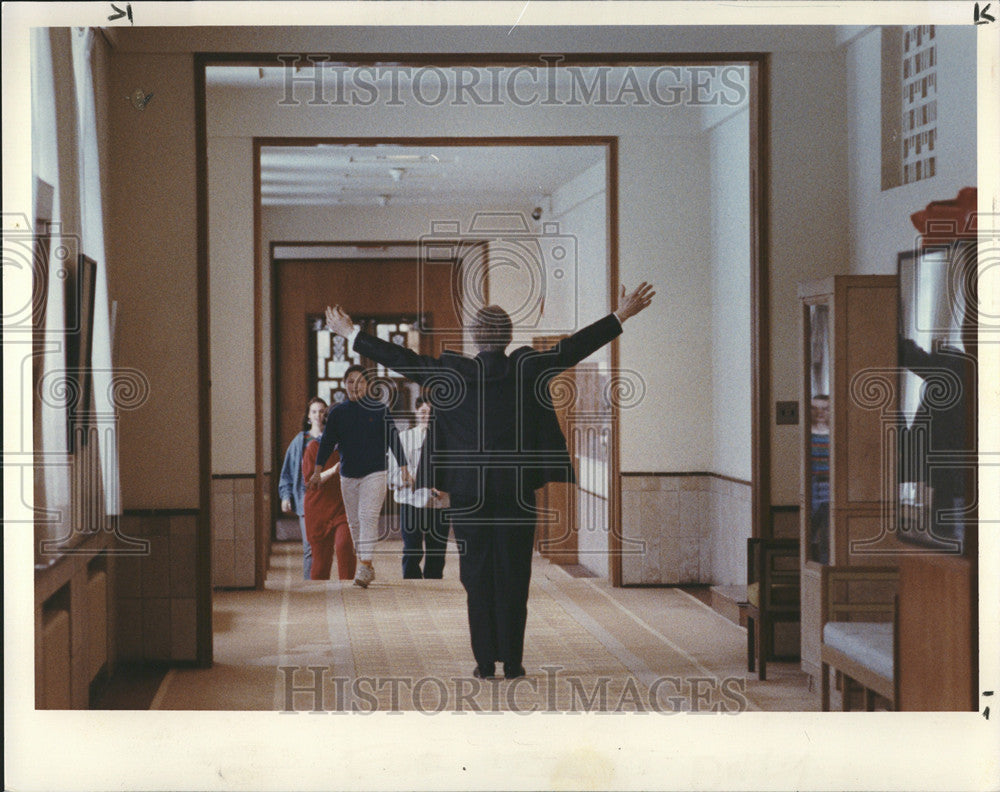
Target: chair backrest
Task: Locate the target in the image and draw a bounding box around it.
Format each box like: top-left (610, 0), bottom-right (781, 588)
top-left (747, 538), bottom-right (800, 612)
top-left (821, 566), bottom-right (899, 625)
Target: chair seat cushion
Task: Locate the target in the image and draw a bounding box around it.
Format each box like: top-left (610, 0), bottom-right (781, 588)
top-left (822, 621), bottom-right (893, 681)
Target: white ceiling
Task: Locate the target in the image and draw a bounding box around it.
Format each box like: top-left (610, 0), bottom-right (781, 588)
top-left (259, 144), bottom-right (606, 207)
top-left (211, 63), bottom-right (745, 207)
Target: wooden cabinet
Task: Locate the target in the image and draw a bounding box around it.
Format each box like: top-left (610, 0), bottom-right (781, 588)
top-left (897, 553), bottom-right (976, 710)
top-left (35, 532), bottom-right (116, 708)
top-left (798, 276), bottom-right (904, 680)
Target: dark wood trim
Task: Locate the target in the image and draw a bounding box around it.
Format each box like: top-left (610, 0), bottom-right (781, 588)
top-left (751, 56), bottom-right (772, 541)
top-left (254, 138), bottom-right (268, 591)
top-left (121, 508), bottom-right (202, 517)
top-left (271, 240), bottom-right (492, 260)
top-left (256, 135), bottom-right (624, 148)
top-left (210, 474), bottom-right (257, 480)
top-left (607, 138), bottom-right (622, 588)
top-left (269, 236), bottom-right (282, 546)
top-left (201, 52), bottom-right (765, 68)
top-left (193, 54), bottom-right (212, 668)
top-left (259, 135), bottom-right (617, 581)
top-left (620, 471), bottom-right (753, 488)
top-left (190, 52), bottom-right (771, 657)
top-left (275, 256), bottom-right (432, 265)
top-left (273, 240), bottom-right (479, 249)
top-left (267, 243), bottom-right (479, 541)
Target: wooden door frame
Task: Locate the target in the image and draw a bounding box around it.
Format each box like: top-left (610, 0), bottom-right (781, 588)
top-left (270, 253), bottom-right (467, 545)
top-left (255, 136), bottom-right (621, 592)
top-left (196, 54), bottom-right (769, 662)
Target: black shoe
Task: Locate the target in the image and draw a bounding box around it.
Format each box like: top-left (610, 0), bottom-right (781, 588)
top-left (503, 664), bottom-right (526, 679)
top-left (473, 664), bottom-right (496, 680)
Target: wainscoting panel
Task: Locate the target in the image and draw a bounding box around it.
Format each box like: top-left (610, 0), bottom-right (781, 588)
top-left (211, 476), bottom-right (256, 588)
top-left (115, 511), bottom-right (199, 662)
top-left (620, 473), bottom-right (752, 586)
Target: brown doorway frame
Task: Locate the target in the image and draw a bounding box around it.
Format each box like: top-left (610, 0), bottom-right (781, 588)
top-left (254, 136), bottom-right (620, 593)
top-left (196, 54), bottom-right (769, 664)
top-left (269, 247), bottom-right (475, 556)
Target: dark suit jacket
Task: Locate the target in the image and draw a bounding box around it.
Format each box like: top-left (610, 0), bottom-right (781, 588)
top-left (353, 313), bottom-right (622, 508)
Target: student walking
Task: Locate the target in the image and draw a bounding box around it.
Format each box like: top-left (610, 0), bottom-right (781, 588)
top-left (389, 396), bottom-right (450, 579)
top-left (301, 441), bottom-right (356, 581)
top-left (307, 365), bottom-right (411, 588)
top-left (323, 283), bottom-right (655, 676)
top-left (279, 397), bottom-right (327, 579)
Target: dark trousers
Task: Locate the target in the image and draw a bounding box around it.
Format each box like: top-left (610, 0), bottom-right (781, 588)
top-left (399, 503), bottom-right (449, 579)
top-left (451, 490), bottom-right (536, 670)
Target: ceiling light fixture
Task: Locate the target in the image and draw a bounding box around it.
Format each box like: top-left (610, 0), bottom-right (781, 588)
top-left (348, 154), bottom-right (442, 164)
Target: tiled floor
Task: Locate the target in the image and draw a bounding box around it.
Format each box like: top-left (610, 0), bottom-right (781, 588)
top-left (148, 541), bottom-right (817, 712)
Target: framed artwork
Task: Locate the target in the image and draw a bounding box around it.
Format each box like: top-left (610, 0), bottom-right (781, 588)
top-left (307, 312), bottom-right (427, 414)
top-left (64, 253), bottom-right (97, 451)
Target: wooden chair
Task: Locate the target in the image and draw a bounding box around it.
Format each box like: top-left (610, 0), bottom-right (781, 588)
top-left (819, 565), bottom-right (899, 711)
top-left (743, 538), bottom-right (800, 680)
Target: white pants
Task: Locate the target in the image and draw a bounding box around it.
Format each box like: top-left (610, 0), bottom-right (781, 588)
top-left (339, 471), bottom-right (387, 563)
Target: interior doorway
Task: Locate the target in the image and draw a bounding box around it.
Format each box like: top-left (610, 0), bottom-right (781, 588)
top-left (270, 250), bottom-right (465, 545)
top-left (200, 56), bottom-right (763, 665)
top-left (259, 139), bottom-right (617, 584)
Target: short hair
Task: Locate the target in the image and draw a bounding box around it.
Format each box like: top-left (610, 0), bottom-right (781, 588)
top-left (344, 364), bottom-right (370, 382)
top-left (471, 305), bottom-right (512, 351)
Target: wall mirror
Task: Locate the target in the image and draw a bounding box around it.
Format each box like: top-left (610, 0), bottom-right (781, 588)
top-left (896, 240), bottom-right (977, 553)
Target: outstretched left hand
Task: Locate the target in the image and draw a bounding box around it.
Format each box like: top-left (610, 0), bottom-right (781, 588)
top-left (617, 282), bottom-right (656, 323)
top-left (325, 305), bottom-right (355, 337)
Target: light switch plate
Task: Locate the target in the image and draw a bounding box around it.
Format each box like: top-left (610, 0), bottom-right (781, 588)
top-left (776, 400), bottom-right (799, 425)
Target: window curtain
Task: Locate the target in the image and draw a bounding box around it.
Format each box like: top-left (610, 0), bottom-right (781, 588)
top-left (71, 27), bottom-right (120, 516)
top-left (31, 27), bottom-right (72, 557)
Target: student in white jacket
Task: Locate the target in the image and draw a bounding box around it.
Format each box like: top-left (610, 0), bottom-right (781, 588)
top-left (389, 396), bottom-right (450, 579)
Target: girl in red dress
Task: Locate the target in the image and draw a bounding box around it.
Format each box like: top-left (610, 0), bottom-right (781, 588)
top-left (301, 440), bottom-right (356, 581)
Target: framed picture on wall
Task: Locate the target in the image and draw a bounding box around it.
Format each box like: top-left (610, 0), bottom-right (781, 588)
top-left (64, 253), bottom-right (97, 451)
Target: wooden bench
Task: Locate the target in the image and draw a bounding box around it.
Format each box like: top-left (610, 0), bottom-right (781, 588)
top-left (743, 538), bottom-right (800, 680)
top-left (820, 565), bottom-right (899, 711)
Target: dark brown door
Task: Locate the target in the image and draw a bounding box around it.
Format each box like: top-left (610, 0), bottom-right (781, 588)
top-left (273, 258), bottom-right (462, 537)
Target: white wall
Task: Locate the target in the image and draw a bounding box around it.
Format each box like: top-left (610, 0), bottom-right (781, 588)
top-left (709, 108), bottom-right (751, 482)
top-left (549, 160), bottom-right (613, 576)
top-left (104, 24), bottom-right (874, 512)
top-left (209, 78), bottom-right (716, 476)
top-left (617, 135), bottom-right (714, 472)
top-left (844, 25), bottom-right (977, 275)
top-left (766, 50), bottom-right (851, 505)
top-left (208, 137), bottom-right (255, 474)
top-left (548, 159), bottom-right (610, 338)
top-left (106, 52), bottom-right (200, 509)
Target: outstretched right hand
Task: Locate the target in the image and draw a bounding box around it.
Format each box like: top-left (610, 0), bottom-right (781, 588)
top-left (325, 305), bottom-right (355, 338)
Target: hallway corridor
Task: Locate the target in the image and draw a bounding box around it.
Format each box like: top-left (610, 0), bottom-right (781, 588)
top-left (149, 542), bottom-right (815, 712)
